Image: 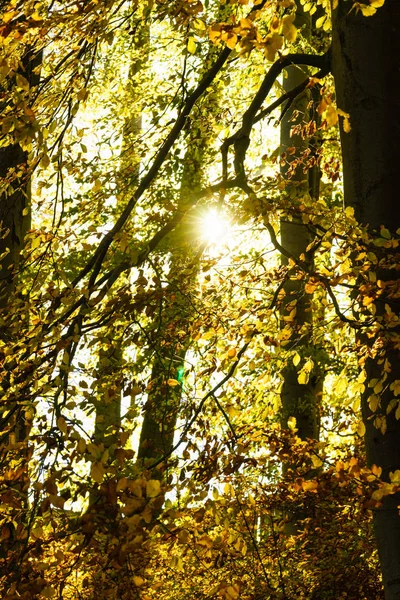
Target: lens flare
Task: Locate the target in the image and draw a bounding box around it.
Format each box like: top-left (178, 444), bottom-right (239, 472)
top-left (200, 209), bottom-right (229, 244)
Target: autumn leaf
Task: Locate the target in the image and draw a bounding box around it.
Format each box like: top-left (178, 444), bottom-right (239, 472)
top-left (357, 421), bottom-right (366, 437)
top-left (368, 394), bottom-right (380, 413)
top-left (146, 479), bottom-right (161, 498)
top-left (390, 470), bottom-right (400, 484)
top-left (264, 32), bottom-right (283, 62)
top-left (293, 352), bottom-right (300, 366)
top-left (302, 480), bottom-right (318, 492)
top-left (338, 108), bottom-right (351, 132)
top-left (91, 462), bottom-right (105, 484)
top-left (187, 37), bottom-right (196, 54)
top-left (298, 371), bottom-right (309, 385)
top-left (325, 104), bottom-right (338, 127)
top-left (281, 14), bottom-right (297, 43)
top-left (57, 416), bottom-right (68, 435)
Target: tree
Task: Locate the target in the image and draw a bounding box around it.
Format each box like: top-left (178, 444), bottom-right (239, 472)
top-left (279, 5), bottom-right (322, 446)
top-left (332, 2), bottom-right (400, 597)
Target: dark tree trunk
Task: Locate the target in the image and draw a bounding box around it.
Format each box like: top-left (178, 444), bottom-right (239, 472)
top-left (332, 3), bottom-right (400, 598)
top-left (0, 45), bottom-right (41, 570)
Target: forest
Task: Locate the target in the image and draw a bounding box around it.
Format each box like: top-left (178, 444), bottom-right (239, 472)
top-left (0, 0), bottom-right (399, 598)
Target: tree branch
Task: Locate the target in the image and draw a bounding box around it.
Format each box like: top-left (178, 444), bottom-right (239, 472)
top-left (253, 66), bottom-right (330, 125)
top-left (221, 48), bottom-right (331, 182)
top-left (71, 0), bottom-right (271, 290)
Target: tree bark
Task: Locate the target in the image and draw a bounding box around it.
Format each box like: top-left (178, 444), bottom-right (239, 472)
top-left (332, 3), bottom-right (400, 598)
top-left (280, 7), bottom-right (322, 444)
top-left (0, 45), bottom-right (41, 570)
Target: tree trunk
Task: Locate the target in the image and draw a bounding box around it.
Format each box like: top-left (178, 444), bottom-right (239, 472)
top-left (0, 45), bottom-right (41, 568)
top-left (0, 47), bottom-right (41, 305)
top-left (332, 3), bottom-right (400, 598)
top-left (280, 7), bottom-right (322, 444)
top-left (137, 259), bottom-right (194, 466)
top-left (89, 21), bottom-right (149, 506)
top-left (137, 6), bottom-right (228, 471)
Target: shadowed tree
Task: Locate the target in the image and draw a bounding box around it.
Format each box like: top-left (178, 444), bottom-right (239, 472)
top-left (332, 2), bottom-right (400, 598)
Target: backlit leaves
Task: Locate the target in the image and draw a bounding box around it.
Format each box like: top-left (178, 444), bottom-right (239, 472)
top-left (146, 479), bottom-right (161, 498)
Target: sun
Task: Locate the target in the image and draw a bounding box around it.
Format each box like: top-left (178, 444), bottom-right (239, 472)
top-left (200, 208), bottom-right (230, 244)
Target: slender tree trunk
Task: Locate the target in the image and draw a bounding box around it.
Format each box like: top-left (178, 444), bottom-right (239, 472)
top-left (89, 22), bottom-right (149, 507)
top-left (137, 156), bottom-right (206, 468)
top-left (280, 7), bottom-right (322, 444)
top-left (332, 3), bottom-right (400, 598)
top-left (137, 6), bottom-right (229, 471)
top-left (137, 251), bottom-right (197, 466)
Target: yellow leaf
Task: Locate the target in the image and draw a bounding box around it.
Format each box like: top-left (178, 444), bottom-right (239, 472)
top-left (133, 576), bottom-right (144, 587)
top-left (264, 33), bottom-right (283, 62)
top-left (293, 352), bottom-right (300, 367)
top-left (343, 117), bottom-right (351, 132)
top-left (167, 378), bottom-right (180, 387)
top-left (227, 347), bottom-right (236, 358)
top-left (338, 109), bottom-right (351, 132)
top-left (187, 37), bottom-right (196, 54)
top-left (357, 421), bottom-right (366, 437)
top-left (287, 416), bottom-right (297, 431)
top-left (91, 462), bottom-right (105, 484)
top-left (116, 477), bottom-right (128, 491)
top-left (31, 526), bottom-right (43, 538)
top-left (390, 379), bottom-right (400, 396)
top-left (281, 14), bottom-right (297, 42)
top-left (41, 587), bottom-right (56, 598)
top-left (170, 554), bottom-right (184, 572)
top-left (240, 18), bottom-right (253, 30)
top-left (146, 479), bottom-right (161, 498)
top-left (303, 358), bottom-right (314, 373)
top-left (371, 464), bottom-right (382, 477)
top-left (390, 469), bottom-right (400, 484)
top-left (77, 438), bottom-right (86, 454)
top-left (360, 6), bottom-right (376, 16)
top-left (374, 415), bottom-right (387, 435)
top-left (325, 104), bottom-right (338, 127)
top-left (368, 395), bottom-right (380, 413)
top-left (298, 371), bottom-right (309, 385)
top-left (336, 376), bottom-right (347, 395)
top-left (311, 454), bottom-right (323, 468)
top-left (396, 403), bottom-right (400, 420)
top-left (224, 32), bottom-right (238, 50)
top-left (40, 154), bottom-right (50, 169)
top-left (370, 0), bottom-right (385, 6)
top-left (3, 11), bottom-right (17, 23)
top-left (302, 480), bottom-right (318, 492)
